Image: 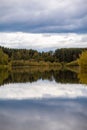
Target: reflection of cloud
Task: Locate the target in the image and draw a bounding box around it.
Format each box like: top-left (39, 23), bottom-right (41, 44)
top-left (0, 32), bottom-right (87, 50)
top-left (0, 98), bottom-right (87, 130)
top-left (0, 80), bottom-right (87, 99)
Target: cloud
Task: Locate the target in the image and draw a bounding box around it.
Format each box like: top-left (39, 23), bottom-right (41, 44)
top-left (0, 80), bottom-right (87, 99)
top-left (0, 0), bottom-right (87, 33)
top-left (0, 32), bottom-right (87, 50)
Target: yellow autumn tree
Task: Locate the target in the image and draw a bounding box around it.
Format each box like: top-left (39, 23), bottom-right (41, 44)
top-left (79, 51), bottom-right (87, 72)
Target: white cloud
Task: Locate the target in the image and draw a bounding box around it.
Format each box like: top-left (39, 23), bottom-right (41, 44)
top-left (0, 32), bottom-right (87, 50)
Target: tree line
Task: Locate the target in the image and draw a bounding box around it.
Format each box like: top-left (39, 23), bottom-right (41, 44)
top-left (0, 46), bottom-right (87, 65)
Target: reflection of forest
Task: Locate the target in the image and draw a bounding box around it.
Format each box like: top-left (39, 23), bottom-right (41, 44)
top-left (53, 70), bottom-right (79, 83)
top-left (0, 66), bottom-right (82, 86)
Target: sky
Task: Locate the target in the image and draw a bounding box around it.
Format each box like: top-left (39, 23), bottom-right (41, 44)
top-left (0, 0), bottom-right (87, 50)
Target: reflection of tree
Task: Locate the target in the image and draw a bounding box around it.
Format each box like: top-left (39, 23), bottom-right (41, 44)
top-left (9, 70), bottom-right (54, 83)
top-left (53, 70), bottom-right (79, 83)
top-left (65, 66), bottom-right (79, 74)
top-left (0, 66), bottom-right (80, 86)
top-left (65, 66), bottom-right (87, 85)
top-left (78, 71), bottom-right (87, 84)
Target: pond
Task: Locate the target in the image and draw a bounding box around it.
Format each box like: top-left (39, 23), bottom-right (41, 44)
top-left (0, 67), bottom-right (87, 130)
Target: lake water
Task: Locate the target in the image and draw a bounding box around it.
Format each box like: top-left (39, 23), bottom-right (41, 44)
top-left (0, 67), bottom-right (87, 130)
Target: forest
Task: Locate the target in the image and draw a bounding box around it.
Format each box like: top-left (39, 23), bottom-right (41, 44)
top-left (0, 46), bottom-right (87, 70)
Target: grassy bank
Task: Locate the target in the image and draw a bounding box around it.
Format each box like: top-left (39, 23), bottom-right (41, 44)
top-left (11, 60), bottom-right (61, 67)
top-left (66, 60), bottom-right (79, 67)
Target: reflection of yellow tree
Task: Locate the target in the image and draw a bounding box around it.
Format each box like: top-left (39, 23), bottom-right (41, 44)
top-left (78, 71), bottom-right (87, 84)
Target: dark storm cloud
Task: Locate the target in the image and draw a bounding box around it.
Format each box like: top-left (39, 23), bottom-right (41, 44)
top-left (0, 0), bottom-right (87, 33)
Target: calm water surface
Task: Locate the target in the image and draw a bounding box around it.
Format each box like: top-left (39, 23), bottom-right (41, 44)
top-left (0, 67), bottom-right (87, 130)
